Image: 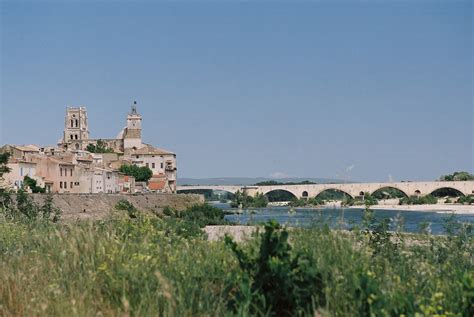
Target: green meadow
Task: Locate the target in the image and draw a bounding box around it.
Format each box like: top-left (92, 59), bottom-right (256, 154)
top-left (0, 200), bottom-right (472, 316)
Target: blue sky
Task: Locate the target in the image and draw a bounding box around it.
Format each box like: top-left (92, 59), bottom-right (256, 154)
top-left (1, 0), bottom-right (472, 181)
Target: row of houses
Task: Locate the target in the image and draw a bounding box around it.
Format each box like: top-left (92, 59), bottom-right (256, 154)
top-left (0, 104), bottom-right (177, 194)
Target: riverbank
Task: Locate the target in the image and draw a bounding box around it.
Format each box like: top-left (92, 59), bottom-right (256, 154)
top-left (351, 204), bottom-right (474, 215)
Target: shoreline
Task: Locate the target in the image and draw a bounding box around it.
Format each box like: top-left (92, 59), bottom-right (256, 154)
top-left (353, 204), bottom-right (474, 215)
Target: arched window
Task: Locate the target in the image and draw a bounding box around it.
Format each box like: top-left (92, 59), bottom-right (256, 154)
top-left (70, 135), bottom-right (73, 140)
top-left (75, 134), bottom-right (78, 140)
top-left (70, 119), bottom-right (74, 127)
top-left (302, 191), bottom-right (308, 198)
top-left (75, 119), bottom-right (78, 127)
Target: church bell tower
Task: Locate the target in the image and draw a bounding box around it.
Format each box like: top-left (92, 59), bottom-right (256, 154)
top-left (61, 106), bottom-right (90, 150)
top-left (123, 101), bottom-right (143, 149)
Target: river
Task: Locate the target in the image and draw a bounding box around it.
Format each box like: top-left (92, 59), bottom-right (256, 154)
top-left (211, 202), bottom-right (474, 235)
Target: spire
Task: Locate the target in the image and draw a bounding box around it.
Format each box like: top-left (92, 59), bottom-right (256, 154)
top-left (131, 100), bottom-right (138, 115)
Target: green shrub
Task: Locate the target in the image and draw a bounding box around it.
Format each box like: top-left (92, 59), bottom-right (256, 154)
top-left (458, 195), bottom-right (474, 205)
top-left (231, 190), bottom-right (268, 208)
top-left (118, 164), bottom-right (153, 182)
top-left (399, 194), bottom-right (437, 205)
top-left (115, 199), bottom-right (138, 218)
top-left (225, 221), bottom-right (325, 316)
top-left (163, 203), bottom-right (228, 227)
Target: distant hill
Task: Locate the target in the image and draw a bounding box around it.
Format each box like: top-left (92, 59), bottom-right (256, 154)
top-left (178, 177), bottom-right (349, 186)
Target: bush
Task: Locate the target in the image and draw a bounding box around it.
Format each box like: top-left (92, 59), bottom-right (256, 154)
top-left (399, 195), bottom-right (437, 205)
top-left (115, 199), bottom-right (138, 218)
top-left (118, 164), bottom-right (153, 182)
top-left (1, 190), bottom-right (61, 222)
top-left (289, 197), bottom-right (324, 207)
top-left (225, 221), bottom-right (325, 316)
top-left (23, 176), bottom-right (45, 193)
top-left (342, 193), bottom-right (378, 206)
top-left (231, 190), bottom-right (268, 208)
top-left (163, 203), bottom-right (228, 227)
top-left (458, 195), bottom-right (474, 205)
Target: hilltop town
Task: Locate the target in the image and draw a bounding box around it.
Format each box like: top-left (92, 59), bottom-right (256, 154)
top-left (0, 103), bottom-right (177, 194)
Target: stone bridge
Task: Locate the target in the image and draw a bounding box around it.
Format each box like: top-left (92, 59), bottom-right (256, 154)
top-left (177, 181), bottom-right (474, 199)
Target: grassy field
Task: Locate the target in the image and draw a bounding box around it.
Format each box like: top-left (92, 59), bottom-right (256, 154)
top-left (0, 203), bottom-right (473, 316)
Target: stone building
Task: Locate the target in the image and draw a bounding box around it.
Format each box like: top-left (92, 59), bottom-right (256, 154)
top-left (1, 102), bottom-right (177, 193)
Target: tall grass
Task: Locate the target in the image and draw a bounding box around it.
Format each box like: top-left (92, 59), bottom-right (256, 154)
top-left (0, 208), bottom-right (472, 316)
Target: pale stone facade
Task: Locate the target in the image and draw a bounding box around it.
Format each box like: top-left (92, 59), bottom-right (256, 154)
top-left (1, 102), bottom-right (177, 194)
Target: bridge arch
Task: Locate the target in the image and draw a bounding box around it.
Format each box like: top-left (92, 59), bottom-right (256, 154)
top-left (429, 187), bottom-right (465, 197)
top-left (371, 186), bottom-right (409, 199)
top-left (177, 188), bottom-right (236, 200)
top-left (314, 188), bottom-right (353, 200)
top-left (263, 189), bottom-right (298, 202)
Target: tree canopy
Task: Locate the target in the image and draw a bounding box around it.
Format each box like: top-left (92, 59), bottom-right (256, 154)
top-left (86, 139), bottom-right (115, 153)
top-left (439, 171), bottom-right (474, 181)
top-left (119, 164), bottom-right (153, 182)
top-left (0, 152), bottom-right (11, 179)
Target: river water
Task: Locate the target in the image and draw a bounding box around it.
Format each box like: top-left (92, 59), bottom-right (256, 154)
top-left (211, 202), bottom-right (474, 235)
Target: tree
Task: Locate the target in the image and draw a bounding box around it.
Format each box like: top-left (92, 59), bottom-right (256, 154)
top-left (439, 171), bottom-right (474, 181)
top-left (86, 139), bottom-right (115, 153)
top-left (23, 176), bottom-right (45, 193)
top-left (0, 152), bottom-right (11, 178)
top-left (119, 164), bottom-right (153, 182)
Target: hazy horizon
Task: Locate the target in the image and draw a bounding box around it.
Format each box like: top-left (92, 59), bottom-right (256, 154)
top-left (1, 1), bottom-right (472, 182)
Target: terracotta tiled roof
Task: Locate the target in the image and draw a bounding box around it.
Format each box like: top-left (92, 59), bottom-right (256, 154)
top-left (129, 143), bottom-right (174, 155)
top-left (148, 180), bottom-right (166, 190)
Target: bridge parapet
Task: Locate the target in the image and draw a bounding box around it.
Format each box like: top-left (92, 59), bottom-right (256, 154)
top-left (177, 181), bottom-right (474, 200)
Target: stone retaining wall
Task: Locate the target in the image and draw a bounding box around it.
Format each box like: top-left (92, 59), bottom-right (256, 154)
top-left (23, 193), bottom-right (204, 221)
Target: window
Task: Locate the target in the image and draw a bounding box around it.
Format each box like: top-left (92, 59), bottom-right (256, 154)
top-left (60, 181), bottom-right (63, 189)
top-left (70, 119), bottom-right (74, 127)
top-left (70, 182), bottom-right (73, 188)
top-left (70, 169), bottom-right (73, 176)
top-left (75, 134), bottom-right (78, 140)
top-left (75, 119), bottom-right (78, 127)
top-left (20, 167), bottom-right (23, 176)
top-left (152, 163), bottom-right (155, 168)
top-left (64, 182), bottom-right (67, 189)
top-left (70, 135), bottom-right (73, 140)
top-left (160, 163), bottom-right (163, 168)
top-left (60, 168), bottom-right (62, 177)
top-left (136, 155), bottom-right (139, 159)
top-left (146, 163), bottom-right (149, 168)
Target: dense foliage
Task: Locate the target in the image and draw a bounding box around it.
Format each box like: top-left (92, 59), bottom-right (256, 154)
top-left (231, 190), bottom-right (268, 208)
top-left (86, 139), bottom-right (115, 153)
top-left (342, 192), bottom-right (378, 206)
top-left (458, 195), bottom-right (474, 205)
top-left (163, 203), bottom-right (228, 228)
top-left (1, 190), bottom-right (61, 223)
top-left (0, 152), bottom-right (11, 177)
top-left (23, 175), bottom-right (46, 193)
top-left (289, 197), bottom-right (324, 207)
top-left (399, 194), bottom-right (438, 205)
top-left (439, 171), bottom-right (474, 181)
top-left (0, 207), bottom-right (472, 316)
top-left (119, 164), bottom-right (153, 182)
top-left (225, 221), bottom-right (325, 316)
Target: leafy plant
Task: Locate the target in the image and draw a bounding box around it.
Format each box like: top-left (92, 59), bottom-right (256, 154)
top-left (231, 190), bottom-right (268, 208)
top-left (119, 164), bottom-right (153, 182)
top-left (225, 221), bottom-right (325, 316)
top-left (23, 176), bottom-right (45, 193)
top-left (86, 139), bottom-right (115, 153)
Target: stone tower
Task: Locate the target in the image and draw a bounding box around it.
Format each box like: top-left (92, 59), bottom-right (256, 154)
top-left (62, 106), bottom-right (89, 150)
top-left (123, 101), bottom-right (142, 149)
